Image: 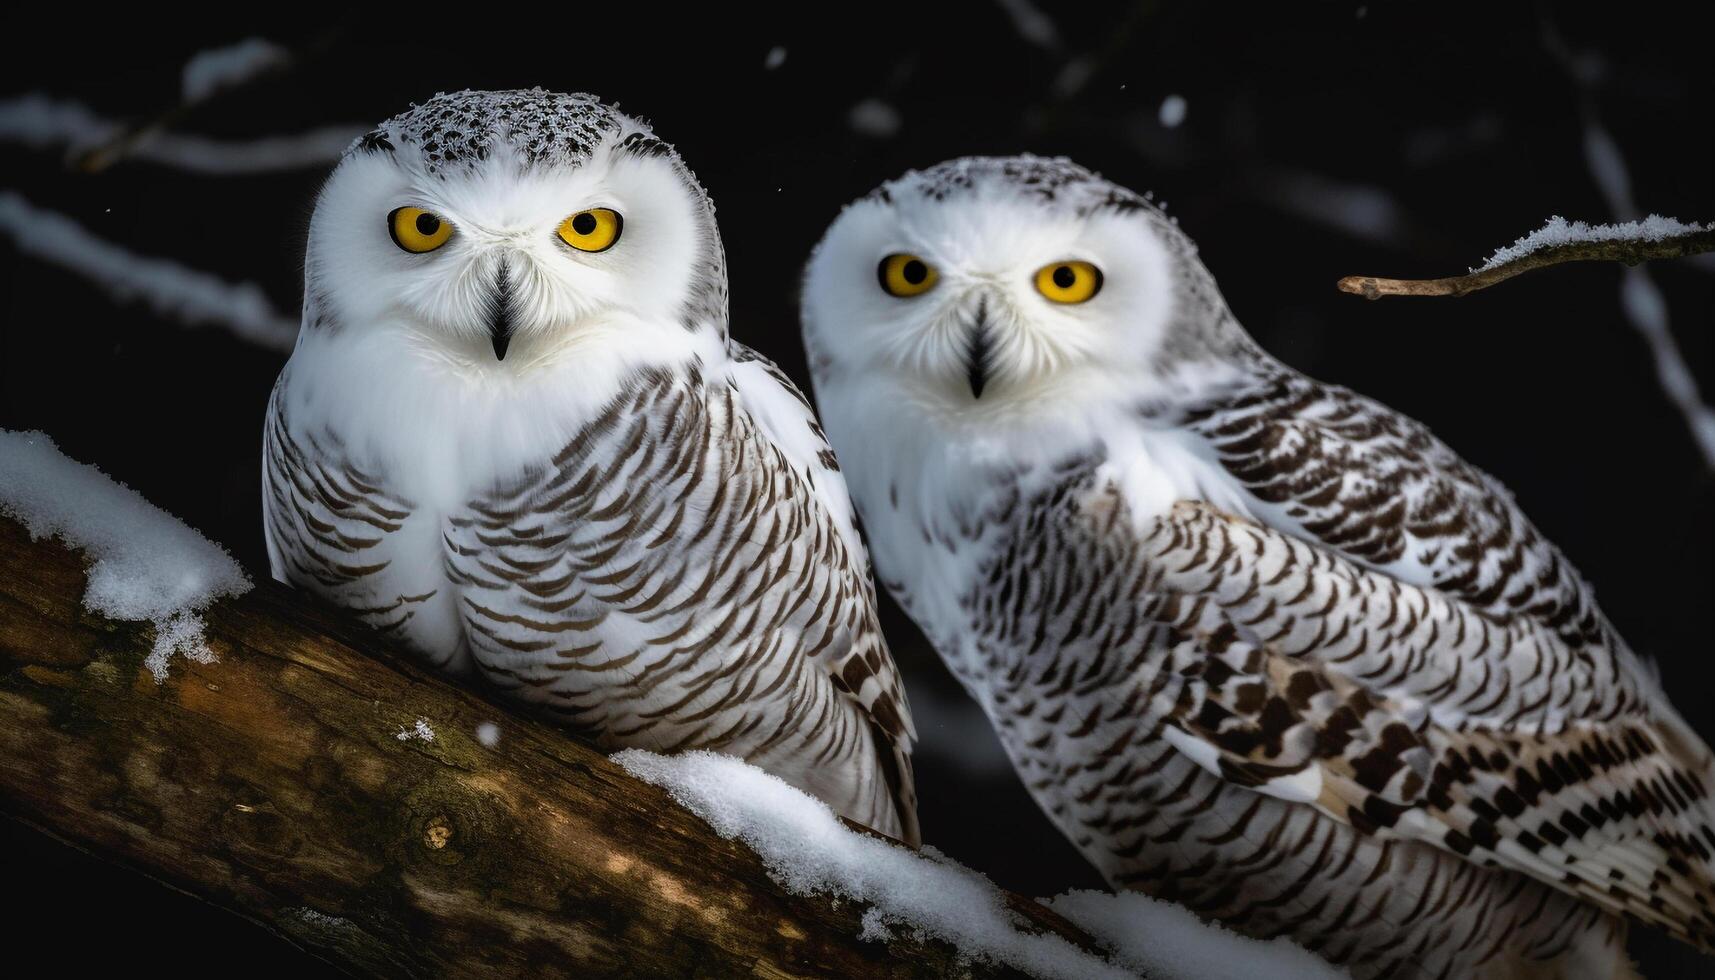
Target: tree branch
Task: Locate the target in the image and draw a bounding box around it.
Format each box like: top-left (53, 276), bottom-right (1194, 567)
top-left (0, 516), bottom-right (1102, 978)
top-left (1336, 228), bottom-right (1715, 299)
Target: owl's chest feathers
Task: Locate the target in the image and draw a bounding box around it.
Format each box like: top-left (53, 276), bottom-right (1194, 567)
top-left (276, 340), bottom-right (737, 655)
top-left (876, 421), bottom-right (1241, 686)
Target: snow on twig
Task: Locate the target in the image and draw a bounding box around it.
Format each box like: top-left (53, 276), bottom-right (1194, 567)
top-left (1336, 217), bottom-right (1715, 299)
top-left (1549, 23), bottom-right (1715, 471)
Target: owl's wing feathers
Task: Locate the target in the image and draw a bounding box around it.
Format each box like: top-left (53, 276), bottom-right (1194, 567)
top-left (263, 377), bottom-right (418, 602)
top-left (725, 345), bottom-right (919, 843)
top-left (1179, 369), bottom-right (1620, 663)
top-left (1138, 500), bottom-right (1715, 951)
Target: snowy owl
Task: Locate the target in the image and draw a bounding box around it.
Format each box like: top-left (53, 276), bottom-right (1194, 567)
top-left (801, 155), bottom-right (1715, 976)
top-left (262, 90), bottom-right (917, 845)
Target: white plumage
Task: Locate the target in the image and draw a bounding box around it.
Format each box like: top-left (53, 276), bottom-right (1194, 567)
top-left (264, 90), bottom-right (916, 844)
top-left (802, 155), bottom-right (1715, 976)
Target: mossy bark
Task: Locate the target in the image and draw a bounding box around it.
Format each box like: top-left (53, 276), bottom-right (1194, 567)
top-left (0, 517), bottom-right (1099, 978)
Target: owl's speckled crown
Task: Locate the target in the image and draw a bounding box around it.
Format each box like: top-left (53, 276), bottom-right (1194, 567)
top-left (871, 154), bottom-right (1158, 218)
top-left (349, 88), bottom-right (644, 173)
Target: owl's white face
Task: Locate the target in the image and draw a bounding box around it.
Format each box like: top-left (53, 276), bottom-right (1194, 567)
top-left (307, 133), bottom-right (714, 372)
top-left (802, 181), bottom-right (1179, 425)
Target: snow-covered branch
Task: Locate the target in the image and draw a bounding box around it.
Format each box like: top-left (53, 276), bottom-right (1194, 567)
top-left (1336, 216), bottom-right (1714, 299)
top-left (619, 750), bottom-right (1341, 980)
top-left (0, 503), bottom-right (1099, 978)
top-left (0, 430), bottom-right (250, 680)
top-left (0, 430), bottom-right (1340, 978)
top-left (0, 192), bottom-right (299, 352)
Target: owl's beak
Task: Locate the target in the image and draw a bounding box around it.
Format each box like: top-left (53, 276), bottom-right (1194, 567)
top-left (488, 262), bottom-right (514, 361)
top-left (964, 297), bottom-right (992, 399)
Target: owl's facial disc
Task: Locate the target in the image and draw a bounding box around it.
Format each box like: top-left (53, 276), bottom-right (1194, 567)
top-left (381, 195), bottom-right (636, 362)
top-left (803, 186), bottom-right (1181, 422)
top-left (308, 126), bottom-right (716, 374)
top-left (863, 240), bottom-right (1111, 401)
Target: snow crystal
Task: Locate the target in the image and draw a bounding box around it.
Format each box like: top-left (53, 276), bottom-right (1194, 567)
top-left (763, 46), bottom-right (787, 70)
top-left (0, 430), bottom-right (251, 681)
top-left (475, 721), bottom-right (500, 747)
top-left (848, 99), bottom-right (902, 139)
top-left (1047, 891), bottom-right (1344, 980)
top-left (1158, 94), bottom-right (1187, 128)
top-left (617, 750), bottom-right (1340, 979)
top-left (291, 907), bottom-right (350, 928)
top-left (181, 38), bottom-right (291, 103)
top-left (396, 719), bottom-right (436, 743)
top-left (1475, 214), bottom-right (1711, 272)
top-left (0, 192), bottom-right (298, 352)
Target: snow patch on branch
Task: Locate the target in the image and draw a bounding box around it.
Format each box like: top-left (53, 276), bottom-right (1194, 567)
top-left (1474, 214), bottom-right (1711, 272)
top-left (396, 719), bottom-right (436, 743)
top-left (0, 191), bottom-right (299, 352)
top-left (1048, 890), bottom-right (1341, 980)
top-left (0, 430), bottom-right (251, 681)
top-left (0, 94), bottom-right (365, 174)
top-left (616, 749), bottom-right (1343, 980)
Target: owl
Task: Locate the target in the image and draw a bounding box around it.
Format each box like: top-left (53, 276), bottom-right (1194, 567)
top-left (262, 90), bottom-right (917, 845)
top-left (801, 155), bottom-right (1715, 977)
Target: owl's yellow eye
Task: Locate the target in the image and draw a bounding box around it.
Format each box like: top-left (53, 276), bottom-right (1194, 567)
top-left (877, 253), bottom-right (938, 297)
top-left (388, 207), bottom-right (453, 254)
top-left (558, 208), bottom-right (623, 252)
top-left (1034, 260), bottom-right (1103, 304)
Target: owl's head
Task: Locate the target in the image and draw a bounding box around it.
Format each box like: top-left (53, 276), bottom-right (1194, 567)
top-left (303, 90), bottom-right (725, 370)
top-left (802, 156), bottom-right (1249, 432)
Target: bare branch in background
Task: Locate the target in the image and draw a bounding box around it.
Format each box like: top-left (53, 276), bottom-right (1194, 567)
top-left (65, 30), bottom-right (350, 174)
top-left (0, 192), bottom-right (298, 352)
top-left (0, 95), bottom-right (364, 174)
top-left (1337, 223), bottom-right (1715, 299)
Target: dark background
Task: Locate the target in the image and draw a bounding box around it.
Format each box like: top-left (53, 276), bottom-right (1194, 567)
top-left (3, 3), bottom-right (1711, 976)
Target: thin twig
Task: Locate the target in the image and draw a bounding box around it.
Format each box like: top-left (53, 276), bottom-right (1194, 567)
top-left (72, 23), bottom-right (351, 174)
top-left (1337, 229), bottom-right (1715, 299)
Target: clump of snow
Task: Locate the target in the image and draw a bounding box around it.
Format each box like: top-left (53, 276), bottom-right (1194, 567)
top-left (1048, 891), bottom-right (1343, 980)
top-left (182, 38), bottom-right (291, 103)
top-left (0, 94), bottom-right (365, 174)
top-left (0, 192), bottom-right (298, 352)
top-left (396, 719), bottom-right (436, 743)
top-left (1158, 94), bottom-right (1187, 128)
top-left (849, 99), bottom-right (902, 139)
top-left (0, 430), bottom-right (251, 681)
top-left (1474, 214), bottom-right (1711, 272)
top-left (474, 721), bottom-right (500, 747)
top-left (619, 749), bottom-right (1134, 979)
top-left (617, 749), bottom-right (1343, 979)
top-left (763, 46), bottom-right (787, 71)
